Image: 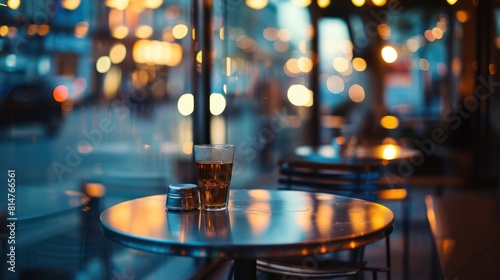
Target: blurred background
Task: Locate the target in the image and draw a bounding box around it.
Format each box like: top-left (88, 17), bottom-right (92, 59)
top-left (1, 0), bottom-right (500, 279)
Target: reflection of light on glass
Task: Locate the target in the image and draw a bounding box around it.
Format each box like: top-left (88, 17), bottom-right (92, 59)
top-left (7, 0), bottom-right (20, 10)
top-left (112, 26), bottom-right (129, 39)
top-left (380, 115), bottom-right (399, 129)
top-left (246, 0), bottom-right (268, 10)
top-left (446, 0), bottom-right (457, 5)
top-left (326, 75), bottom-right (344, 94)
top-left (352, 57), bottom-right (367, 72)
top-left (177, 93), bottom-right (194, 116)
top-left (297, 56), bottom-right (312, 73)
top-left (263, 27), bottom-right (278, 41)
top-left (110, 43), bottom-right (126, 64)
top-left (84, 183), bottom-right (106, 198)
top-left (53, 85), bottom-right (69, 102)
top-left (456, 10), bottom-right (468, 23)
top-left (96, 56), bottom-right (112, 73)
top-left (372, 0), bottom-right (386, 5)
top-left (287, 84), bottom-right (310, 106)
top-left (298, 40), bottom-right (307, 53)
top-left (351, 0), bottom-right (365, 7)
top-left (136, 25), bottom-right (153, 39)
top-left (103, 66), bottom-right (121, 99)
top-left (333, 57), bottom-right (349, 72)
top-left (182, 142), bottom-right (193, 155)
top-left (378, 23), bottom-right (391, 39)
top-left (348, 84), bottom-right (365, 103)
top-left (382, 144), bottom-right (398, 160)
top-left (62, 0), bottom-right (81, 10)
top-left (318, 0), bottom-right (330, 8)
top-left (210, 93), bottom-right (226, 115)
top-left (418, 59), bottom-right (430, 71)
top-left (74, 22), bottom-right (89, 38)
top-left (452, 58), bottom-right (461, 75)
top-left (381, 46), bottom-right (397, 63)
top-left (172, 24), bottom-right (188, 39)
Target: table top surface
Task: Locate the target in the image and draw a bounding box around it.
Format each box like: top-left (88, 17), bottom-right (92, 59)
top-left (0, 187), bottom-right (89, 221)
top-left (100, 189), bottom-right (394, 258)
top-left (425, 194), bottom-right (500, 279)
top-left (295, 144), bottom-right (419, 164)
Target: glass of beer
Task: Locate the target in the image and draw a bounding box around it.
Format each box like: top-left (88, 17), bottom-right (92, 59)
top-left (194, 144), bottom-right (235, 211)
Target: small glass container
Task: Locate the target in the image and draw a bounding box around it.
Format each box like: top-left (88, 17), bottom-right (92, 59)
top-left (166, 183), bottom-right (200, 211)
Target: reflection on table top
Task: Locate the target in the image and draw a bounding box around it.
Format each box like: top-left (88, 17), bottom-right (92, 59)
top-left (425, 194), bottom-right (500, 279)
top-left (0, 187), bottom-right (89, 221)
top-left (100, 189), bottom-right (394, 259)
top-left (295, 144), bottom-right (420, 164)
top-left (0, 187), bottom-right (88, 246)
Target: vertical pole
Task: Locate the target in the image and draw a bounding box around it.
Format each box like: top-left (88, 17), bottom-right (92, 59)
top-left (193, 0), bottom-right (212, 145)
top-left (473, 0), bottom-right (492, 185)
top-left (309, 3), bottom-right (320, 148)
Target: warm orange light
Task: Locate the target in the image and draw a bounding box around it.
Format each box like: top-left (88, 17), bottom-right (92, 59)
top-left (348, 84), bottom-right (365, 102)
top-left (84, 182), bottom-right (106, 198)
top-left (53, 85), bottom-right (69, 102)
top-left (456, 10), bottom-right (468, 23)
top-left (380, 115), bottom-right (399, 129)
top-left (38, 25), bottom-right (50, 36)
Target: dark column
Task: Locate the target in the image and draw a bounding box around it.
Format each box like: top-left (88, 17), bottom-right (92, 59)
top-left (192, 0), bottom-right (212, 145)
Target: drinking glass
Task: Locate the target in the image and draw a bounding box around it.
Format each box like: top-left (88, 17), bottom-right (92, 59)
top-left (193, 144), bottom-right (235, 211)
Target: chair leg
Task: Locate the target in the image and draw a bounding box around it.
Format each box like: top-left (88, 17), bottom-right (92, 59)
top-left (385, 235), bottom-right (391, 280)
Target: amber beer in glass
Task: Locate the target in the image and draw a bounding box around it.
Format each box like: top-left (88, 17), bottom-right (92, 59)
top-left (194, 144), bottom-right (235, 211)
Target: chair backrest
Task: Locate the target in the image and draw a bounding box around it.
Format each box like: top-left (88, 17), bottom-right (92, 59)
top-left (277, 158), bottom-right (406, 201)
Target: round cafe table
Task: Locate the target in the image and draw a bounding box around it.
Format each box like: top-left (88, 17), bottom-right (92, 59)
top-left (100, 189), bottom-right (394, 280)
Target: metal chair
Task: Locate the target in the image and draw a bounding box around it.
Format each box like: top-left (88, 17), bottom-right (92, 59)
top-left (256, 158), bottom-right (402, 279)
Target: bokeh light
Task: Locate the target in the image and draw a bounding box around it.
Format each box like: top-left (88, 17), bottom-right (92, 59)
top-left (177, 93), bottom-right (194, 116)
top-left (53, 85), bottom-right (69, 102)
top-left (287, 84), bottom-right (311, 106)
top-left (110, 43), bottom-right (127, 64)
top-left (381, 46), bottom-right (397, 63)
top-left (210, 93), bottom-right (226, 116)
top-left (348, 84), bottom-right (365, 102)
top-left (96, 56), bottom-right (112, 73)
top-left (380, 115), bottom-right (399, 129)
top-left (246, 0), bottom-right (268, 10)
